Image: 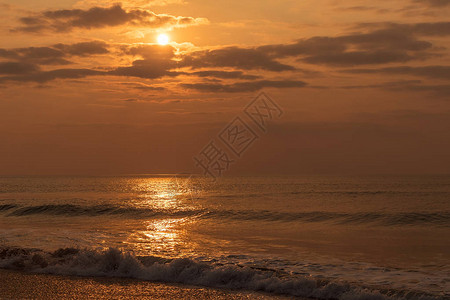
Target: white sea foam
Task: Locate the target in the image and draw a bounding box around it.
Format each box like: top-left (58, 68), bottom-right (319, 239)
top-left (0, 247), bottom-right (445, 300)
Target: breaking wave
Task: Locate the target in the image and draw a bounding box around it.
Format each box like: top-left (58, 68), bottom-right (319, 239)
top-left (0, 246), bottom-right (445, 300)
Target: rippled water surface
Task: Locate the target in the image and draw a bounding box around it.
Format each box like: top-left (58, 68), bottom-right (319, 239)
top-left (0, 175), bottom-right (449, 298)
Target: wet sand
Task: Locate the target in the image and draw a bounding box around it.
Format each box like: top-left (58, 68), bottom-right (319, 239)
top-left (0, 269), bottom-right (294, 299)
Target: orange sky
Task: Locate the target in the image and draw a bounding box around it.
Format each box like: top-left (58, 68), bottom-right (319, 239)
top-left (0, 0), bottom-right (449, 175)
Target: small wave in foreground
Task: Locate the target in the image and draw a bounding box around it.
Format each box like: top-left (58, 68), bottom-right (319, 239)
top-left (0, 246), bottom-right (446, 300)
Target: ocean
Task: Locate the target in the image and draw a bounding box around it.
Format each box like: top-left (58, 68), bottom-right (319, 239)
top-left (0, 175), bottom-right (449, 299)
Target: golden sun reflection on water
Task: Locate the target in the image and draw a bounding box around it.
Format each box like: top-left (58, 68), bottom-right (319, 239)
top-left (125, 176), bottom-right (199, 256)
top-left (131, 218), bottom-right (185, 254)
top-left (130, 176), bottom-right (196, 210)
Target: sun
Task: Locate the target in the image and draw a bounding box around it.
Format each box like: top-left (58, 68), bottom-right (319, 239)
top-left (157, 33), bottom-right (170, 45)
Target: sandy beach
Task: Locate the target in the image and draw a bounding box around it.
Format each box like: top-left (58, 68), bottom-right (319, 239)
top-left (0, 269), bottom-right (294, 299)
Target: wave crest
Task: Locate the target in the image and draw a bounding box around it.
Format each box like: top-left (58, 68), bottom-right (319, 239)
top-left (0, 246), bottom-right (444, 300)
top-left (1, 203), bottom-right (449, 227)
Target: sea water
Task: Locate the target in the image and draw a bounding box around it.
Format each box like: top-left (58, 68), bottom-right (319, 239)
top-left (0, 175), bottom-right (449, 299)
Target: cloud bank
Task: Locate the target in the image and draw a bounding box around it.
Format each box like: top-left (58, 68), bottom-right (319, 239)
top-left (14, 4), bottom-right (208, 32)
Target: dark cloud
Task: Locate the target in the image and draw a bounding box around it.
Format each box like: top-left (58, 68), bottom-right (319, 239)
top-left (123, 44), bottom-right (178, 73)
top-left (388, 22), bottom-right (450, 36)
top-left (0, 69), bottom-right (104, 83)
top-left (0, 44), bottom-right (263, 84)
top-left (302, 50), bottom-right (417, 66)
top-left (173, 23), bottom-right (444, 70)
top-left (0, 41), bottom-right (109, 65)
top-left (2, 22), bottom-right (447, 87)
top-left (116, 82), bottom-right (166, 91)
top-left (386, 81), bottom-right (450, 97)
top-left (189, 71), bottom-right (261, 80)
top-left (340, 80), bottom-right (423, 89)
top-left (125, 44), bottom-right (176, 59)
top-left (14, 4), bottom-right (207, 33)
top-left (180, 80), bottom-right (306, 93)
top-left (258, 25), bottom-right (439, 66)
top-left (0, 62), bottom-right (40, 75)
top-left (180, 47), bottom-right (296, 71)
top-left (341, 80), bottom-right (450, 97)
top-left (259, 29), bottom-right (432, 57)
top-left (114, 44), bottom-right (181, 78)
top-left (338, 28), bottom-right (433, 50)
top-left (357, 22), bottom-right (450, 37)
top-left (406, 84), bottom-right (450, 97)
top-left (52, 41), bottom-right (109, 56)
top-left (337, 6), bottom-right (390, 13)
top-left (258, 37), bottom-right (348, 58)
top-left (109, 59), bottom-right (261, 80)
top-left (133, 86), bottom-right (166, 91)
top-left (339, 6), bottom-right (378, 11)
top-left (412, 0), bottom-right (450, 7)
top-left (342, 66), bottom-right (450, 80)
top-left (0, 61), bottom-right (263, 85)
top-left (0, 46), bottom-right (69, 65)
top-left (102, 44), bottom-right (263, 81)
top-left (109, 59), bottom-right (176, 79)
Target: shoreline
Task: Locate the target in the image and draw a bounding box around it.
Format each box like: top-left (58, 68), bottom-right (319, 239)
top-left (0, 268), bottom-right (296, 299)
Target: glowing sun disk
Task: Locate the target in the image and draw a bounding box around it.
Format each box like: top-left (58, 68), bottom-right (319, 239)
top-left (157, 33), bottom-right (170, 45)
